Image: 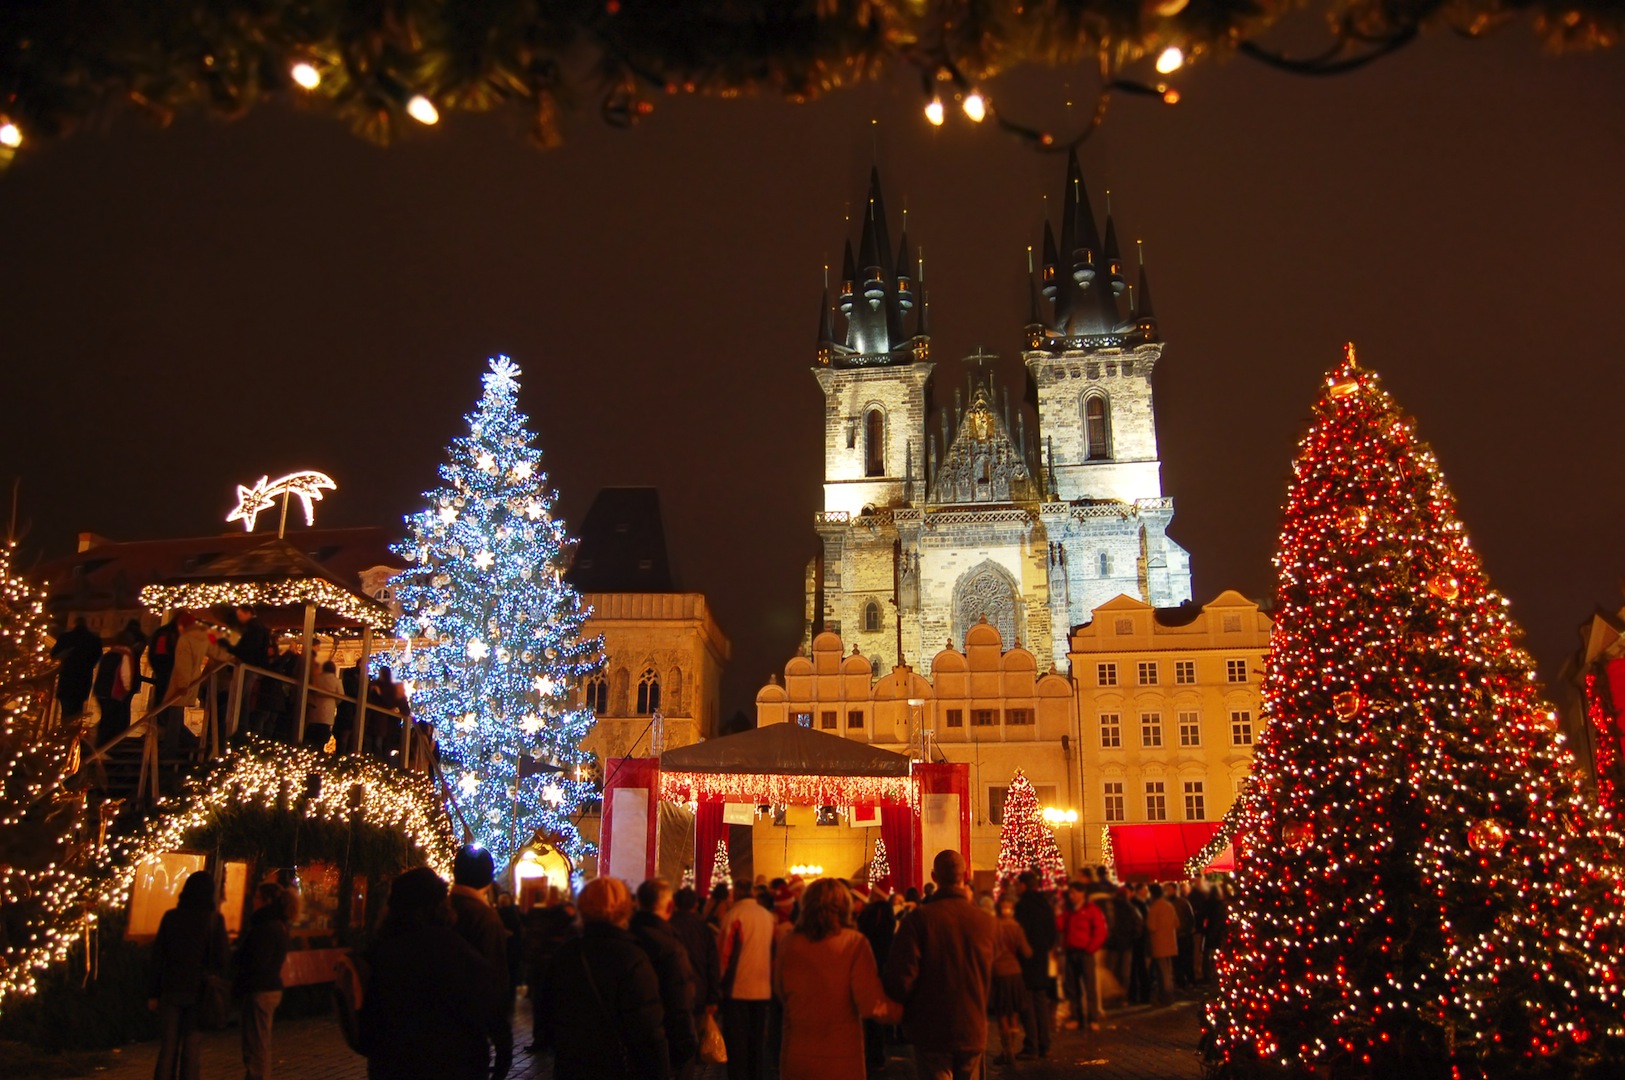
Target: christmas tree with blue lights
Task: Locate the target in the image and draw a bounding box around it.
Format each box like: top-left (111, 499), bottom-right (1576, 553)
top-left (390, 356), bottom-right (603, 873)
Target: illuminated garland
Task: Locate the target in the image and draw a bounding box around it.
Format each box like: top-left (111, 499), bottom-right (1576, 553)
top-left (0, 2), bottom-right (1617, 164)
top-left (140, 577), bottom-right (394, 631)
top-left (659, 770), bottom-right (915, 808)
top-left (1184, 794), bottom-right (1247, 880)
top-left (1584, 672), bottom-right (1623, 826)
top-left (1204, 345), bottom-right (1625, 1078)
top-left (0, 540), bottom-right (90, 1011)
top-left (99, 738), bottom-right (457, 911)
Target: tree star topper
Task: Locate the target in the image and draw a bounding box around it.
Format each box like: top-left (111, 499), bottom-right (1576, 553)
top-left (226, 471), bottom-right (338, 532)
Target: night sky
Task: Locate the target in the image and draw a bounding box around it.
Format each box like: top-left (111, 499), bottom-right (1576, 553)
top-left (2, 31), bottom-right (1622, 721)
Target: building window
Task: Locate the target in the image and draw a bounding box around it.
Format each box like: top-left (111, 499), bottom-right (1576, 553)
top-left (1226, 658), bottom-right (1249, 683)
top-left (864, 408), bottom-right (885, 477)
top-left (1178, 711), bottom-right (1201, 747)
top-left (1141, 712), bottom-right (1163, 747)
top-left (1099, 552), bottom-right (1112, 576)
top-left (946, 708), bottom-right (964, 728)
top-left (816, 806), bottom-right (840, 826)
top-left (861, 600), bottom-right (882, 633)
top-left (1006, 708), bottom-right (1033, 726)
top-left (991, 783), bottom-right (1058, 825)
top-left (1145, 781), bottom-right (1167, 822)
top-left (1174, 660), bottom-right (1196, 685)
top-left (793, 712), bottom-right (812, 728)
top-left (584, 675), bottom-right (608, 715)
top-left (1222, 613), bottom-right (1243, 633)
top-left (821, 710), bottom-right (838, 730)
top-left (1231, 710), bottom-right (1254, 745)
top-left (1097, 662), bottom-right (1118, 686)
top-left (1100, 713), bottom-right (1122, 748)
top-left (1103, 782), bottom-right (1125, 823)
top-left (847, 709), bottom-right (864, 729)
top-left (636, 667), bottom-right (661, 714)
top-left (1184, 781), bottom-right (1206, 821)
top-left (972, 708), bottom-right (999, 727)
top-left (1084, 394), bottom-right (1111, 460)
top-left (1137, 661), bottom-right (1158, 685)
top-left (1115, 617), bottom-right (1133, 635)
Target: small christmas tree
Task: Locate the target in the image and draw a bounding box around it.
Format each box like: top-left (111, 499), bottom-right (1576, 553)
top-left (708, 838), bottom-right (731, 892)
top-left (390, 356), bottom-right (604, 872)
top-left (1206, 346), bottom-right (1625, 1078)
top-left (869, 837), bottom-right (890, 889)
top-left (994, 770), bottom-right (1066, 894)
top-left (0, 539), bottom-right (90, 1009)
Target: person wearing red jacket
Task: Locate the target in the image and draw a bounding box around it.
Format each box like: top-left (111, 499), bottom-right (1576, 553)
top-left (1055, 881), bottom-right (1107, 1029)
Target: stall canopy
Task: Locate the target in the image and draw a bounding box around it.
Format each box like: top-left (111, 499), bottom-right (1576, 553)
top-left (1108, 822), bottom-right (1235, 881)
top-left (139, 538), bottom-right (393, 631)
top-left (659, 722), bottom-right (913, 806)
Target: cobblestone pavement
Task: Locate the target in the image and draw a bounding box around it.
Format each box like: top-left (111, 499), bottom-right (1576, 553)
top-left (65, 993), bottom-right (1205, 1078)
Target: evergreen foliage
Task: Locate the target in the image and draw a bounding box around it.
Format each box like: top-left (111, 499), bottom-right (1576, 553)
top-left (993, 769), bottom-right (1065, 895)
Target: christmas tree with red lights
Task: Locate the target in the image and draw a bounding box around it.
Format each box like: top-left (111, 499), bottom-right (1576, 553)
top-left (1206, 347), bottom-right (1625, 1078)
top-left (995, 770), bottom-right (1066, 895)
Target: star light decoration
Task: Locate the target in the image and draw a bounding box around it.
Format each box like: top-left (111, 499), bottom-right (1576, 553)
top-left (1204, 345), bottom-right (1625, 1078)
top-left (387, 355), bottom-right (603, 872)
top-left (224, 470), bottom-right (337, 532)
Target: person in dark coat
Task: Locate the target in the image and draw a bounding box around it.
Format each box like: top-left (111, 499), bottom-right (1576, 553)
top-left (855, 885), bottom-right (898, 1071)
top-left (882, 851), bottom-right (997, 1080)
top-left (495, 892), bottom-right (524, 992)
top-left (149, 870), bottom-right (228, 1080)
top-left (521, 888), bottom-right (577, 1053)
top-left (667, 886), bottom-right (721, 1021)
top-left (51, 616), bottom-right (102, 719)
top-left (1012, 871), bottom-right (1059, 1059)
top-left (361, 867), bottom-right (509, 1080)
top-left (234, 883), bottom-right (293, 1080)
top-left (226, 606), bottom-right (275, 738)
top-left (631, 878), bottom-right (700, 1077)
top-left (537, 876), bottom-right (670, 1080)
top-left (447, 845), bottom-right (514, 1076)
top-left (91, 628), bottom-right (137, 745)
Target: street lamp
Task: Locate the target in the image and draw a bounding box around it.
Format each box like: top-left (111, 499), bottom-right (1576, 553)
top-left (1042, 806), bottom-right (1079, 827)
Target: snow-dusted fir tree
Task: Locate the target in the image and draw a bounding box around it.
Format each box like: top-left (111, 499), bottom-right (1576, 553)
top-left (869, 837), bottom-right (890, 890)
top-left (390, 356), bottom-right (603, 871)
top-left (994, 770), bottom-right (1066, 894)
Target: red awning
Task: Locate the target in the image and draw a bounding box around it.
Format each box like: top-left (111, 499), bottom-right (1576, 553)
top-left (1108, 823), bottom-right (1233, 881)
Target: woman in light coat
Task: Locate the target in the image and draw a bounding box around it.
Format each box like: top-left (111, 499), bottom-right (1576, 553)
top-left (772, 879), bottom-right (901, 1080)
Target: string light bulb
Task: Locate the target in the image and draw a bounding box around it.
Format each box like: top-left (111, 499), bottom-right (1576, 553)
top-left (406, 95), bottom-right (440, 125)
top-left (924, 97), bottom-right (945, 126)
top-left (0, 122), bottom-right (21, 149)
top-left (290, 62), bottom-right (321, 90)
top-left (1155, 46), bottom-right (1186, 74)
top-left (961, 91), bottom-right (987, 123)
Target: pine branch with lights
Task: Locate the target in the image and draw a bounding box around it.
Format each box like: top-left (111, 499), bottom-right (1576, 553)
top-left (389, 356), bottom-right (603, 874)
top-left (994, 770), bottom-right (1066, 895)
top-left (0, 1), bottom-right (1619, 165)
top-left (869, 837), bottom-right (890, 889)
top-left (0, 540), bottom-right (93, 1012)
top-left (1205, 346), bottom-right (1625, 1079)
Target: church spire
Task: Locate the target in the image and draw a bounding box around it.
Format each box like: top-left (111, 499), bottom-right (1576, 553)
top-left (819, 166), bottom-right (929, 367)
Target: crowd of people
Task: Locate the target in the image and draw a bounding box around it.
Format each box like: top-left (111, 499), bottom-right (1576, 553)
top-left (221, 848), bottom-right (1226, 1080)
top-left (50, 608), bottom-right (418, 766)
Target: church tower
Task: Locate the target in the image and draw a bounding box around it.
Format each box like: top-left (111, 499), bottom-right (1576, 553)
top-left (806, 168), bottom-right (931, 671)
top-left (1024, 152), bottom-right (1192, 657)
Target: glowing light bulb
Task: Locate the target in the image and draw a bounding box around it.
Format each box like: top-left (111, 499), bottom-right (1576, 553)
top-left (961, 91), bottom-right (986, 123)
top-left (1162, 88), bottom-right (1181, 105)
top-left (1156, 46), bottom-right (1185, 75)
top-left (290, 62), bottom-right (321, 90)
top-left (924, 98), bottom-right (945, 126)
top-left (0, 122), bottom-right (22, 149)
top-left (407, 95), bottom-right (440, 125)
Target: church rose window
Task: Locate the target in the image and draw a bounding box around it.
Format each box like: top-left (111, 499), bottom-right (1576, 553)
top-left (953, 562), bottom-right (1018, 648)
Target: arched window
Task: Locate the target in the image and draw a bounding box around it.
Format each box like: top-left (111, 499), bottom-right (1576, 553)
top-left (636, 667), bottom-right (661, 715)
top-left (861, 600), bottom-right (882, 633)
top-left (584, 675), bottom-right (608, 715)
top-left (1084, 394), bottom-right (1112, 460)
top-left (952, 561), bottom-right (1019, 649)
top-left (1098, 551), bottom-right (1112, 577)
top-left (864, 408), bottom-right (885, 477)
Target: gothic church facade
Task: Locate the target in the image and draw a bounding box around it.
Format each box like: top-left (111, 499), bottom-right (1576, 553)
top-left (805, 156), bottom-right (1192, 672)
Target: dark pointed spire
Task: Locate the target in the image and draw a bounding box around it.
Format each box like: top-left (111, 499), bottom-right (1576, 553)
top-left (1065, 150), bottom-right (1102, 285)
top-left (818, 288), bottom-right (835, 344)
top-left (839, 240), bottom-right (856, 317)
top-left (1136, 243), bottom-right (1157, 325)
top-left (1028, 275), bottom-right (1042, 327)
top-left (1102, 214), bottom-right (1126, 297)
top-left (1040, 222), bottom-right (1060, 303)
top-left (895, 229), bottom-right (914, 315)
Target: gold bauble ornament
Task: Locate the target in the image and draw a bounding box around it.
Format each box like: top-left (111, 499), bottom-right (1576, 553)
top-left (1467, 818), bottom-right (1508, 853)
top-left (1282, 821), bottom-right (1316, 852)
top-left (1332, 691), bottom-right (1363, 721)
top-left (1427, 575), bottom-right (1461, 601)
